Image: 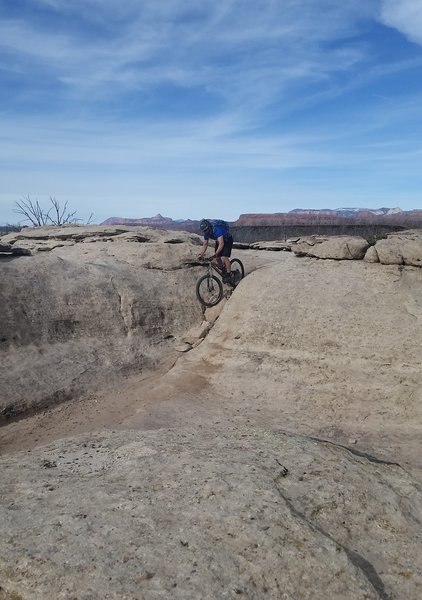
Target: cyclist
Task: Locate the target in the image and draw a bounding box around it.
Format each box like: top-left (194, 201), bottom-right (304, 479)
top-left (198, 218), bottom-right (234, 284)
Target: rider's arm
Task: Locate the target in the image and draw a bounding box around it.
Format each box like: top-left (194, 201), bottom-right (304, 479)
top-left (213, 235), bottom-right (224, 258)
top-left (198, 238), bottom-right (209, 258)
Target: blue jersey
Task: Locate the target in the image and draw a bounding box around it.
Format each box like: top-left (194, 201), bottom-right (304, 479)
top-left (204, 219), bottom-right (230, 241)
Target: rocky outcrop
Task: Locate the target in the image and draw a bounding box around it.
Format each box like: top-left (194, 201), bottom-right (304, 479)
top-left (0, 242), bottom-right (32, 256)
top-left (363, 245), bottom-right (379, 263)
top-left (1, 237), bottom-right (422, 599)
top-left (0, 226), bottom-right (205, 419)
top-left (251, 240), bottom-right (293, 251)
top-left (245, 230), bottom-right (422, 267)
top-left (1, 225), bottom-right (181, 251)
top-left (292, 236), bottom-right (369, 260)
top-left (1, 425), bottom-right (421, 600)
top-left (372, 230), bottom-right (422, 267)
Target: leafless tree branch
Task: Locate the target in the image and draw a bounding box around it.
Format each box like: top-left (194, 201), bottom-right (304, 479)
top-left (48, 197), bottom-right (80, 225)
top-left (13, 196), bottom-right (93, 227)
top-left (14, 195), bottom-right (49, 226)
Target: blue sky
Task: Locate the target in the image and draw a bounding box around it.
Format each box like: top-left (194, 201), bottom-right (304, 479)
top-left (1, 0), bottom-right (422, 224)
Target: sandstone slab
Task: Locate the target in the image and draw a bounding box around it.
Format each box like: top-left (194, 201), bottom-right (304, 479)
top-left (251, 240), bottom-right (292, 251)
top-left (292, 236), bottom-right (369, 260)
top-left (375, 230), bottom-right (422, 267)
top-left (364, 245), bottom-right (379, 263)
top-left (1, 425), bottom-right (421, 599)
top-left (0, 226), bottom-right (205, 419)
top-left (1, 237), bottom-right (422, 600)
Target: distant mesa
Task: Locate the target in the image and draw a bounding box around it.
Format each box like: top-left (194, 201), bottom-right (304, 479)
top-left (234, 207), bottom-right (422, 226)
top-left (101, 208), bottom-right (422, 230)
top-left (288, 207), bottom-right (403, 216)
top-left (101, 214), bottom-right (198, 230)
top-left (102, 214), bottom-right (172, 226)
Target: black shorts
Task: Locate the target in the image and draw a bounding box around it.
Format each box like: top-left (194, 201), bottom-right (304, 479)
top-left (215, 234), bottom-right (233, 257)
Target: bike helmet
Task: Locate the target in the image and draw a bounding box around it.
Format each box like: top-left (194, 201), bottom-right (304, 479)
top-left (199, 219), bottom-right (212, 234)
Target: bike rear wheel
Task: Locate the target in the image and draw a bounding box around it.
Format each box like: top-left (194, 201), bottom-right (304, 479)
top-left (230, 258), bottom-right (245, 284)
top-left (196, 274), bottom-right (224, 307)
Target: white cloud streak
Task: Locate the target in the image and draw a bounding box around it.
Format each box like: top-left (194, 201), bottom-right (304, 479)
top-left (0, 1), bottom-right (377, 108)
top-left (1, 1), bottom-right (422, 221)
top-left (2, 82), bottom-right (421, 178)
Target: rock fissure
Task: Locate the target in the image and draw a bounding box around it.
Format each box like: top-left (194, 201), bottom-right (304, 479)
top-left (275, 486), bottom-right (389, 600)
top-left (110, 277), bottom-right (130, 335)
top-left (307, 436), bottom-right (404, 469)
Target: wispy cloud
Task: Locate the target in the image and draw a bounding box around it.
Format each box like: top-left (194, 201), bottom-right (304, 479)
top-left (2, 83), bottom-right (421, 176)
top-left (0, 1), bottom-right (377, 111)
top-left (1, 1), bottom-right (422, 222)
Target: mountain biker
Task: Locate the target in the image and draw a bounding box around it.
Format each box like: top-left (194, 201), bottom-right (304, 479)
top-left (198, 218), bottom-right (234, 284)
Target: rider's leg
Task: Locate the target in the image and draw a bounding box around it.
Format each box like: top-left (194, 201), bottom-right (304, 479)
top-left (216, 256), bottom-right (223, 267)
top-left (214, 242), bottom-right (225, 272)
top-left (217, 239), bottom-right (231, 274)
top-left (222, 235), bottom-right (233, 272)
top-left (221, 236), bottom-right (234, 283)
top-left (215, 257), bottom-right (225, 274)
top-left (223, 256), bottom-right (231, 273)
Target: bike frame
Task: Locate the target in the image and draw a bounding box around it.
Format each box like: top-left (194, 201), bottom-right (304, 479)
top-left (203, 258), bottom-right (225, 278)
top-left (195, 256), bottom-right (245, 307)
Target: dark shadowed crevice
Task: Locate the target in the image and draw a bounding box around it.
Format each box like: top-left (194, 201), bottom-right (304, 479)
top-left (275, 485), bottom-right (389, 600)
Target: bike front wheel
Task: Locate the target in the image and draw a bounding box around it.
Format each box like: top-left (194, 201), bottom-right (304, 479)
top-left (196, 274), bottom-right (223, 307)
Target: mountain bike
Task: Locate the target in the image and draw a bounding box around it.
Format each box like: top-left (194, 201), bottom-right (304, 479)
top-left (196, 257), bottom-right (245, 307)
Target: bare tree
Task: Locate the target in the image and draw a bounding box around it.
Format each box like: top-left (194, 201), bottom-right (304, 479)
top-left (14, 195), bottom-right (50, 226)
top-left (48, 197), bottom-right (79, 226)
top-left (14, 196), bottom-right (93, 227)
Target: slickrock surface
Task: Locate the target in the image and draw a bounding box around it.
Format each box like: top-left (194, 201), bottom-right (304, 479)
top-left (1, 426), bottom-right (421, 600)
top-left (292, 235), bottom-right (370, 259)
top-left (0, 226), bottom-right (205, 419)
top-left (1, 226), bottom-right (422, 599)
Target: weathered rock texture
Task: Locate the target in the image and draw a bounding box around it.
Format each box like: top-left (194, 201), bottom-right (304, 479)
top-left (373, 230), bottom-right (422, 267)
top-left (292, 236), bottom-right (370, 260)
top-left (273, 229), bottom-right (422, 267)
top-left (247, 230), bottom-right (422, 268)
top-left (1, 426), bottom-right (421, 600)
top-left (364, 245), bottom-right (379, 263)
top-left (0, 226), bottom-right (205, 419)
top-left (1, 228), bottom-right (422, 599)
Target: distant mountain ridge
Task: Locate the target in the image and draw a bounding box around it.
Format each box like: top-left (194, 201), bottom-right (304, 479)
top-left (101, 214), bottom-right (194, 227)
top-left (235, 207), bottom-right (422, 226)
top-left (288, 207), bottom-right (402, 217)
top-left (101, 207), bottom-right (422, 229)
